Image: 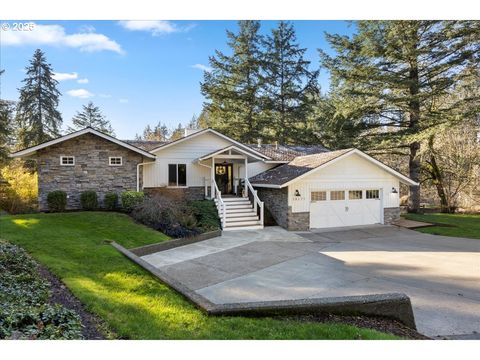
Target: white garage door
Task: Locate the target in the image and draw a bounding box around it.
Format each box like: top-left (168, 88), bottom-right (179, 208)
top-left (309, 189), bottom-right (382, 229)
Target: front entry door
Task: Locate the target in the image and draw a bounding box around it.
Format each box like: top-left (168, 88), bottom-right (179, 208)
top-left (215, 164), bottom-right (233, 194)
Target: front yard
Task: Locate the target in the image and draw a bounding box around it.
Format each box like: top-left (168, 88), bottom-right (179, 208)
top-left (0, 212), bottom-right (397, 339)
top-left (404, 213), bottom-right (480, 240)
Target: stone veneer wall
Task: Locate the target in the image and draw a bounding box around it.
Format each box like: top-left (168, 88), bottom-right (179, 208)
top-left (255, 187), bottom-right (289, 229)
top-left (37, 133), bottom-right (145, 210)
top-left (383, 207), bottom-right (401, 224)
top-left (143, 186), bottom-right (206, 201)
top-left (287, 209), bottom-right (310, 231)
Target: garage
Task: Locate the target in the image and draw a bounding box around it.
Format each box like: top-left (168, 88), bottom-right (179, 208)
top-left (309, 189), bottom-right (382, 228)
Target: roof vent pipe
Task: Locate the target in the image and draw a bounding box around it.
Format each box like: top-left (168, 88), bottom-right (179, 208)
top-left (257, 138), bottom-right (262, 148)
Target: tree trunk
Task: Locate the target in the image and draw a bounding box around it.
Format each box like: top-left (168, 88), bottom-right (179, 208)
top-left (427, 135), bottom-right (450, 213)
top-left (408, 141), bottom-right (421, 212)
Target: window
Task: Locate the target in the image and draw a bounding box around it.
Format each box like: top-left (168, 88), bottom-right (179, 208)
top-left (330, 191), bottom-right (345, 200)
top-left (366, 189), bottom-right (380, 199)
top-left (168, 164), bottom-right (187, 186)
top-left (349, 190), bottom-right (363, 200)
top-left (311, 191), bottom-right (327, 202)
top-left (109, 157), bottom-right (122, 166)
top-left (60, 156), bottom-right (75, 166)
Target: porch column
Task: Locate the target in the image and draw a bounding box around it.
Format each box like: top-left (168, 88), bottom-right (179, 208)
top-left (244, 157), bottom-right (248, 198)
top-left (211, 156), bottom-right (215, 198)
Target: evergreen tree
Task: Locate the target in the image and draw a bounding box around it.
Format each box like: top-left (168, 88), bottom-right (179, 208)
top-left (201, 21), bottom-right (264, 143)
top-left (170, 123), bottom-right (184, 141)
top-left (0, 70), bottom-right (14, 166)
top-left (260, 21), bottom-right (319, 144)
top-left (138, 122), bottom-right (169, 141)
top-left (16, 49), bottom-right (62, 148)
top-left (320, 21), bottom-right (480, 212)
top-left (68, 101), bottom-right (115, 136)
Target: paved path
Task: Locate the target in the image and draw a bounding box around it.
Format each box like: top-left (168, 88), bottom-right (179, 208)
top-left (141, 225), bottom-right (480, 338)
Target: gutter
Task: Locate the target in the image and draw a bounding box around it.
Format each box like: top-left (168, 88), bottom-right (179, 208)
top-left (137, 161), bottom-right (155, 192)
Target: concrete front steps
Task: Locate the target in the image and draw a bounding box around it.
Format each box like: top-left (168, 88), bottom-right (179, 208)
top-left (214, 197), bottom-right (263, 230)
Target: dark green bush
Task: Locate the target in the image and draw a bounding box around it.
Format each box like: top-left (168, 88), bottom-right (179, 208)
top-left (121, 191), bottom-right (144, 212)
top-left (0, 241), bottom-right (83, 339)
top-left (47, 191), bottom-right (67, 212)
top-left (189, 200), bottom-right (220, 232)
top-left (130, 195), bottom-right (198, 238)
top-left (80, 190), bottom-right (98, 210)
top-left (104, 192), bottom-right (118, 210)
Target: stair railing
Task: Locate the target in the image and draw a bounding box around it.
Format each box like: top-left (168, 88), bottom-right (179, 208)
top-left (213, 179), bottom-right (226, 229)
top-left (244, 178), bottom-right (264, 227)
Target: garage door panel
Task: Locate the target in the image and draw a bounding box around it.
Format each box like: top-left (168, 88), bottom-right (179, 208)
top-left (309, 189), bottom-right (382, 229)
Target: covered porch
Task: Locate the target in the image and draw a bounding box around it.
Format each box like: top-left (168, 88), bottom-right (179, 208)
top-left (196, 145), bottom-right (265, 230)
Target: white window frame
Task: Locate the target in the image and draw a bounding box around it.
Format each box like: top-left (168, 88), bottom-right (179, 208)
top-left (109, 156), bottom-right (123, 166)
top-left (60, 156), bottom-right (75, 166)
top-left (167, 163), bottom-right (187, 187)
top-left (310, 191), bottom-right (327, 202)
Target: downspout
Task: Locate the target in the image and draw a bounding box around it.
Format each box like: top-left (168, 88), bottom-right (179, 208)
top-left (137, 161), bottom-right (155, 192)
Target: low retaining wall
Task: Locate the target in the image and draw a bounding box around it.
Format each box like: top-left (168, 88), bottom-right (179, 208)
top-left (112, 242), bottom-right (417, 329)
top-left (129, 229), bottom-right (222, 256)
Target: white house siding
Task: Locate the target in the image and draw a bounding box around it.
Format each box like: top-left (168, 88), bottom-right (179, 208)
top-left (142, 132), bottom-right (277, 188)
top-left (287, 153), bottom-right (400, 213)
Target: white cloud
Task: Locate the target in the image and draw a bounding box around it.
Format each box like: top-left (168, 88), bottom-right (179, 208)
top-left (2, 23), bottom-right (124, 54)
top-left (67, 89), bottom-right (94, 99)
top-left (119, 21), bottom-right (193, 35)
top-left (119, 98), bottom-right (129, 103)
top-left (77, 78), bottom-right (89, 84)
top-left (191, 64), bottom-right (212, 72)
top-left (53, 72), bottom-right (78, 81)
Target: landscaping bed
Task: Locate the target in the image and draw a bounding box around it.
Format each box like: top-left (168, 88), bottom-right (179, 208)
top-left (0, 241), bottom-right (83, 339)
top-left (0, 212), bottom-right (399, 339)
top-left (404, 213), bottom-right (480, 239)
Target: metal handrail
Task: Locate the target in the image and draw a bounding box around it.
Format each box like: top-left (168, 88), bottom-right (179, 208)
top-left (213, 179), bottom-right (226, 229)
top-left (244, 178), bottom-right (264, 226)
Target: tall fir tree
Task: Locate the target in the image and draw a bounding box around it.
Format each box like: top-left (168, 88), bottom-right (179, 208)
top-left (170, 122), bottom-right (184, 141)
top-left (0, 70), bottom-right (15, 166)
top-left (139, 121), bottom-right (169, 141)
top-left (201, 21), bottom-right (264, 143)
top-left (68, 101), bottom-right (115, 136)
top-left (16, 49), bottom-right (62, 148)
top-left (260, 21), bottom-right (319, 144)
top-left (320, 21), bottom-right (480, 212)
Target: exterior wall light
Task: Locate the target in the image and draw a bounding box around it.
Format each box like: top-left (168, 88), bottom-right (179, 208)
top-left (295, 189), bottom-right (301, 197)
top-left (391, 187), bottom-right (398, 194)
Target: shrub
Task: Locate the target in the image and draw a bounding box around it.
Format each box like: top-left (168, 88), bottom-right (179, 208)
top-left (47, 191), bottom-right (67, 212)
top-left (0, 241), bottom-right (83, 340)
top-left (189, 200), bottom-right (220, 232)
top-left (80, 190), bottom-right (98, 210)
top-left (130, 195), bottom-right (198, 238)
top-left (0, 160), bottom-right (38, 214)
top-left (104, 192), bottom-right (118, 210)
top-left (121, 191), bottom-right (144, 212)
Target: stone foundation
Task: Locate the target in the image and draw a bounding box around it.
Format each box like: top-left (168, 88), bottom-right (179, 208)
top-left (287, 209), bottom-right (310, 231)
top-left (384, 207), bottom-right (401, 224)
top-left (37, 133), bottom-right (146, 210)
top-left (143, 186), bottom-right (206, 201)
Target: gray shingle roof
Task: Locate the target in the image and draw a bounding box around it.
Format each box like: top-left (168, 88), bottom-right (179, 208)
top-left (249, 148), bottom-right (354, 186)
top-left (243, 144), bottom-right (329, 161)
top-left (124, 140), bottom-right (170, 151)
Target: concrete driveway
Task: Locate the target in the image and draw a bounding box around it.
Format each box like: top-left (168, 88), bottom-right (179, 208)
top-left (140, 225), bottom-right (480, 338)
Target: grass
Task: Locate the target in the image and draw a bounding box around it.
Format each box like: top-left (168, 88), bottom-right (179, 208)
top-left (0, 211), bottom-right (398, 339)
top-left (404, 213), bottom-right (480, 239)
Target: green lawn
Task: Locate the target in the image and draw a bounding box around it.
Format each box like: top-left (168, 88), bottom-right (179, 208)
top-left (0, 212), bottom-right (398, 339)
top-left (404, 213), bottom-right (480, 239)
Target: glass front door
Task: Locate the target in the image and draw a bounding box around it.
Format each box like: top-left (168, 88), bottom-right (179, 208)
top-left (215, 163), bottom-right (233, 194)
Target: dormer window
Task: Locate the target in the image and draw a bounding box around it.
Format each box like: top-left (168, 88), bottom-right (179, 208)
top-left (109, 157), bottom-right (123, 166)
top-left (60, 156), bottom-right (75, 166)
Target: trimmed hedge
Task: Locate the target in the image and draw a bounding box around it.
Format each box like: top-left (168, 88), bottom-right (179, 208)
top-left (0, 241), bottom-right (83, 339)
top-left (80, 191), bottom-right (98, 210)
top-left (121, 191), bottom-right (144, 212)
top-left (104, 192), bottom-right (118, 210)
top-left (47, 191), bottom-right (67, 212)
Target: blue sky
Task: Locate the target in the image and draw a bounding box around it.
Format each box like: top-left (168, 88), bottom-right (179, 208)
top-left (0, 20), bottom-right (354, 139)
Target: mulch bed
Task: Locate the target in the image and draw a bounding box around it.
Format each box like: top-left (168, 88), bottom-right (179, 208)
top-left (37, 265), bottom-right (108, 340)
top-left (287, 313), bottom-right (430, 340)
